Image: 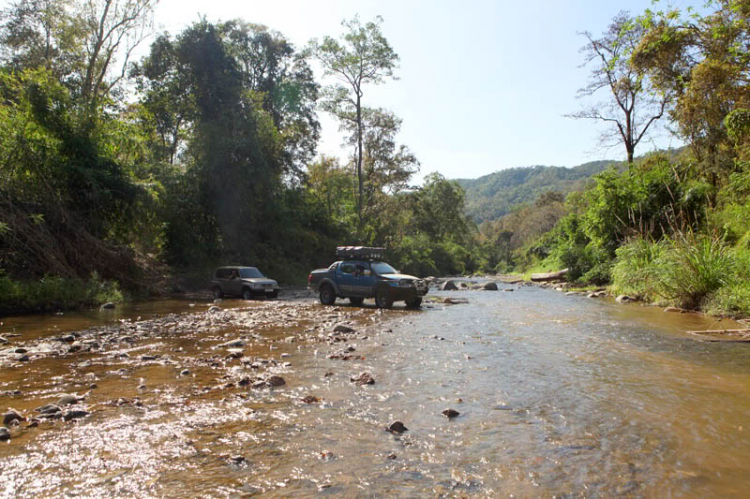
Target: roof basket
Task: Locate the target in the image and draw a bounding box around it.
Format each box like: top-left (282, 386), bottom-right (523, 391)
top-left (336, 246), bottom-right (386, 260)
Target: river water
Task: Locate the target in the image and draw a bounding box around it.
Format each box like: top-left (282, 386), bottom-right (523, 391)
top-left (1, 286), bottom-right (749, 497)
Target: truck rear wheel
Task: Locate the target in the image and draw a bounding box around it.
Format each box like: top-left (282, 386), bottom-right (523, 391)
top-left (319, 285), bottom-right (336, 305)
top-left (375, 288), bottom-right (393, 309)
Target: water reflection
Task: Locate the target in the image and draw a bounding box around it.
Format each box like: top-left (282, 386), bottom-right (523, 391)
top-left (0, 288), bottom-right (749, 496)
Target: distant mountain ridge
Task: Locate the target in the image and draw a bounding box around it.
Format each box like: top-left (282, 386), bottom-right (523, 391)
top-left (455, 160), bottom-right (620, 223)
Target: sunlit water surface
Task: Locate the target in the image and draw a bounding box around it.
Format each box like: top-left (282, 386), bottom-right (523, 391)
top-left (1, 288), bottom-right (749, 497)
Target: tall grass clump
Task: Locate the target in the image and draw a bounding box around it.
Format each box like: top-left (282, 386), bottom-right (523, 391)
top-left (611, 237), bottom-right (666, 301)
top-left (0, 272), bottom-right (123, 315)
top-left (655, 234), bottom-right (736, 310)
top-left (704, 245), bottom-right (750, 317)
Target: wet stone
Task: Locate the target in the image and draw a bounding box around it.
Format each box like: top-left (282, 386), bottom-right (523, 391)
top-left (333, 325), bottom-right (356, 334)
top-left (387, 421), bottom-right (408, 433)
top-left (351, 372), bottom-right (375, 385)
top-left (442, 409), bottom-right (460, 418)
top-left (302, 395), bottom-right (319, 404)
top-left (0, 337), bottom-right (8, 345)
top-left (141, 355), bottom-right (157, 361)
top-left (0, 427), bottom-right (10, 441)
top-left (100, 302), bottom-right (116, 309)
top-left (266, 375), bottom-right (286, 387)
top-left (208, 306), bottom-right (221, 313)
top-left (3, 409), bottom-right (25, 425)
top-left (63, 409), bottom-right (90, 421)
top-left (180, 369), bottom-right (190, 376)
top-left (219, 339), bottom-right (245, 348)
top-left (16, 354), bottom-right (30, 362)
top-left (57, 394), bottom-right (79, 406)
top-left (14, 348), bottom-right (28, 354)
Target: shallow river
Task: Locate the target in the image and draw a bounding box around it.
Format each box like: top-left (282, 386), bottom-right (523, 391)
top-left (1, 285), bottom-right (749, 497)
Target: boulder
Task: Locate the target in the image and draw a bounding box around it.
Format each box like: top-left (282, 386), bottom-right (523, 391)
top-left (442, 409), bottom-right (460, 418)
top-left (616, 295), bottom-right (633, 303)
top-left (3, 409), bottom-right (25, 425)
top-left (483, 282), bottom-right (498, 291)
top-left (100, 302), bottom-right (116, 310)
top-left (387, 421), bottom-right (408, 433)
top-left (440, 280), bottom-right (459, 291)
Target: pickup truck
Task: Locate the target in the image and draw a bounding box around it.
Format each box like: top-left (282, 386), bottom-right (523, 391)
top-left (307, 247), bottom-right (428, 308)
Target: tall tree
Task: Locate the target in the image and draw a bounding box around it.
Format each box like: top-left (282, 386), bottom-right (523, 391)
top-left (307, 15), bottom-right (399, 224)
top-left (569, 12), bottom-right (669, 165)
top-left (632, 0), bottom-right (750, 184)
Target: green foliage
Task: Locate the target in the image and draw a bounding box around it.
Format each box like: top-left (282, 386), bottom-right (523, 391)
top-left (457, 160), bottom-right (615, 223)
top-left (655, 234), bottom-right (736, 310)
top-left (611, 238), bottom-right (666, 301)
top-left (0, 271), bottom-right (123, 315)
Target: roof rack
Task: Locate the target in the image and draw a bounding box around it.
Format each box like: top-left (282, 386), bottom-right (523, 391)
top-left (336, 246), bottom-right (386, 260)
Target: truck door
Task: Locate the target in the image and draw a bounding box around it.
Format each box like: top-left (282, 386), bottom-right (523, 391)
top-left (354, 262), bottom-right (376, 296)
top-left (336, 262), bottom-right (357, 294)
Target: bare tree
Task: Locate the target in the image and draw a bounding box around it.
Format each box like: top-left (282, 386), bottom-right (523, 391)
top-left (568, 11), bottom-right (670, 164)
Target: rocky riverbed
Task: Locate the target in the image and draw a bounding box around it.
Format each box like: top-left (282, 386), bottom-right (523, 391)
top-left (2, 286), bottom-right (750, 497)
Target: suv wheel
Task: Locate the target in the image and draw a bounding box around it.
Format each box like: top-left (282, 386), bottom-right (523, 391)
top-left (405, 297), bottom-right (422, 308)
top-left (375, 288), bottom-right (393, 309)
top-left (242, 288), bottom-right (253, 300)
top-left (212, 287), bottom-right (223, 299)
top-left (319, 285), bottom-right (336, 305)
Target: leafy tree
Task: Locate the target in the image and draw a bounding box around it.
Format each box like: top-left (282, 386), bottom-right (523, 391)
top-left (569, 12), bottom-right (668, 164)
top-left (632, 0), bottom-right (750, 184)
top-left (308, 15), bottom-right (399, 224)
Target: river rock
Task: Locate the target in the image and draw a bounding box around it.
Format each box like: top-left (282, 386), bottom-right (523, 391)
top-left (333, 324), bottom-right (356, 334)
top-left (63, 409), bottom-right (90, 421)
top-left (0, 427), bottom-right (10, 441)
top-left (442, 409), bottom-right (460, 418)
top-left (440, 280), bottom-right (459, 291)
top-left (219, 339), bottom-right (246, 348)
top-left (351, 372), bottom-right (375, 385)
top-left (57, 394), bottom-right (79, 406)
top-left (302, 395), bottom-right (320, 404)
top-left (180, 369), bottom-right (190, 376)
top-left (483, 282), bottom-right (499, 291)
top-left (100, 302), bottom-right (116, 309)
top-left (387, 421), bottom-right (408, 433)
top-left (0, 336), bottom-right (9, 345)
top-left (266, 375), bottom-right (286, 387)
top-left (208, 306), bottom-right (221, 313)
top-left (3, 409), bottom-right (25, 425)
top-left (616, 295), bottom-right (633, 303)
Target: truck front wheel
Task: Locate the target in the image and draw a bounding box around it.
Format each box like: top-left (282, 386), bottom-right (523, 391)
top-left (319, 285), bottom-right (336, 305)
top-left (405, 297), bottom-right (422, 308)
top-left (375, 288), bottom-right (393, 309)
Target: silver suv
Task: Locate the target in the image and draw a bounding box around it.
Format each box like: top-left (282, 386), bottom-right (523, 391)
top-left (211, 266), bottom-right (279, 299)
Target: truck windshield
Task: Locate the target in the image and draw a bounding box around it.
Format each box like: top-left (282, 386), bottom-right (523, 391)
top-left (240, 268), bottom-right (264, 278)
top-left (371, 262), bottom-right (397, 275)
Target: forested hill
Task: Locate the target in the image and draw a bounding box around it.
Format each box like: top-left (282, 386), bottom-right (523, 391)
top-left (456, 160), bottom-right (618, 223)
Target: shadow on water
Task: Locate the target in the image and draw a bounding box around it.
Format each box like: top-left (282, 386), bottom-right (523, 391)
top-left (1, 286), bottom-right (749, 497)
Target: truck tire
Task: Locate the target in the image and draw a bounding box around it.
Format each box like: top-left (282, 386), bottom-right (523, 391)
top-left (405, 297), bottom-right (422, 308)
top-left (319, 285), bottom-right (336, 305)
top-left (242, 288), bottom-right (253, 300)
top-left (349, 297), bottom-right (364, 306)
top-left (375, 288), bottom-right (393, 309)
top-left (212, 287), bottom-right (223, 299)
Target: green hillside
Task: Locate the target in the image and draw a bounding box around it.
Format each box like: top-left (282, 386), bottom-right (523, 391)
top-left (456, 160), bottom-right (619, 223)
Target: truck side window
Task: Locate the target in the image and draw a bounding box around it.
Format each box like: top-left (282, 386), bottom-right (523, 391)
top-left (340, 263), bottom-right (355, 274)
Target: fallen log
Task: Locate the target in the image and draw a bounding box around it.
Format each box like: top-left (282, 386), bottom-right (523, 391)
top-left (530, 269), bottom-right (569, 282)
top-left (687, 329), bottom-right (750, 342)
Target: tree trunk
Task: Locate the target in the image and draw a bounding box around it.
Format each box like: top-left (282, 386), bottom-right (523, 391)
top-left (356, 91), bottom-right (363, 226)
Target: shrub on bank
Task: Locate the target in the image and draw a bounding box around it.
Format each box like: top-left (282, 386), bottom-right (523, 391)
top-left (611, 238), bottom-right (665, 301)
top-left (0, 272), bottom-right (122, 315)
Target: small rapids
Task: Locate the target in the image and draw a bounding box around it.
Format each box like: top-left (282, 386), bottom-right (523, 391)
top-left (1, 287), bottom-right (750, 497)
